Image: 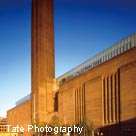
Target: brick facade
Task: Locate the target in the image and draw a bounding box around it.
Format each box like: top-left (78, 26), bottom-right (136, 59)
top-left (6, 0), bottom-right (136, 136)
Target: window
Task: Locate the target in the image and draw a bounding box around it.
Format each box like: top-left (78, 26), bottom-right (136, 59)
top-left (121, 46), bottom-right (123, 53)
top-left (109, 52), bottom-right (112, 59)
top-left (54, 92), bottom-right (58, 112)
top-left (128, 42), bottom-right (131, 49)
top-left (117, 47), bottom-right (121, 54)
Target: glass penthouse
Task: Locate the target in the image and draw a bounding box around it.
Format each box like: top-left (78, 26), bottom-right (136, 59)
top-left (16, 32), bottom-right (136, 106)
top-left (57, 32), bottom-right (136, 84)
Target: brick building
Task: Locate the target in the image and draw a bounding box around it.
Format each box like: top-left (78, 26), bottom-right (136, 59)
top-left (0, 117), bottom-right (18, 136)
top-left (7, 0), bottom-right (136, 136)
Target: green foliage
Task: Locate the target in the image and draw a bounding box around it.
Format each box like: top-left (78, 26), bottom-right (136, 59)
top-left (49, 115), bottom-right (59, 127)
top-left (78, 116), bottom-right (94, 136)
top-left (31, 116), bottom-right (95, 136)
top-left (32, 117), bottom-right (46, 136)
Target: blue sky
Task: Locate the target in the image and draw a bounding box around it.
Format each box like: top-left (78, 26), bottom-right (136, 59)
top-left (0, 0), bottom-right (136, 117)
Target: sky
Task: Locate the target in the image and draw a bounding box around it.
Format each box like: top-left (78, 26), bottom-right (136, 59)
top-left (0, 0), bottom-right (136, 117)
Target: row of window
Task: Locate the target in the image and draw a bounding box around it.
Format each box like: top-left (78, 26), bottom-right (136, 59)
top-left (0, 129), bottom-right (6, 132)
top-left (59, 42), bottom-right (132, 84)
top-left (90, 42), bottom-right (132, 68)
top-left (0, 125), bottom-right (7, 132)
top-left (0, 126), bottom-right (6, 129)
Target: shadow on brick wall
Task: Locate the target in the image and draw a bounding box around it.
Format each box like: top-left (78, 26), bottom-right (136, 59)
top-left (97, 118), bottom-right (136, 136)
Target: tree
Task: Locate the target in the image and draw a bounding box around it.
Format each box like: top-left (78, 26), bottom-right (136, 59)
top-left (48, 115), bottom-right (60, 136)
top-left (78, 116), bottom-right (94, 136)
top-left (49, 115), bottom-right (59, 128)
top-left (32, 117), bottom-right (46, 136)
